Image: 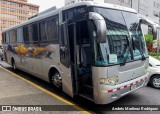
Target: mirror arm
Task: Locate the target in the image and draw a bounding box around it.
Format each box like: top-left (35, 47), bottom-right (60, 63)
top-left (139, 18), bottom-right (157, 40)
top-left (89, 12), bottom-right (107, 43)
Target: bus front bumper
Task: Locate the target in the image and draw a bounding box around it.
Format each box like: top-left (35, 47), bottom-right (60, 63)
top-left (96, 73), bottom-right (149, 104)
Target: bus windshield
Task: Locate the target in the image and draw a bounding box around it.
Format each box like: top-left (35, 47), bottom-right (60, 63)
top-left (91, 7), bottom-right (147, 66)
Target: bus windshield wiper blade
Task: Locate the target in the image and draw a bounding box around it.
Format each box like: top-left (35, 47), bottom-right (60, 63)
top-left (120, 43), bottom-right (132, 66)
top-left (120, 48), bottom-right (130, 66)
top-left (134, 43), bottom-right (146, 61)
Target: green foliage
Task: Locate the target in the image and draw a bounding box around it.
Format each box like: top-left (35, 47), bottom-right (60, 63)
top-left (148, 52), bottom-right (157, 56)
top-left (144, 34), bottom-right (153, 44)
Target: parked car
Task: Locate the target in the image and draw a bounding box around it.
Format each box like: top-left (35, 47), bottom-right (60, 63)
top-left (148, 56), bottom-right (160, 88)
top-left (0, 48), bottom-right (4, 61)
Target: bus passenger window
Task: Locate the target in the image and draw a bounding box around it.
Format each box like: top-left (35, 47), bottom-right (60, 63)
top-left (40, 21), bottom-right (47, 41)
top-left (28, 24), bottom-right (33, 42)
top-left (2, 33), bottom-right (6, 43)
top-left (17, 28), bottom-right (24, 43)
top-left (47, 17), bottom-right (58, 41)
top-left (32, 23), bottom-right (38, 42)
top-left (10, 29), bottom-right (17, 43)
top-left (23, 26), bottom-right (29, 42)
top-left (6, 32), bottom-right (10, 43)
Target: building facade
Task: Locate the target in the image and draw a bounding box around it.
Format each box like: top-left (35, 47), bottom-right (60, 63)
top-left (0, 0), bottom-right (39, 44)
top-left (104, 0), bottom-right (160, 25)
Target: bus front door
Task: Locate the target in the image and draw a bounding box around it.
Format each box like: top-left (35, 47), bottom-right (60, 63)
top-left (67, 21), bottom-right (93, 100)
top-left (60, 22), bottom-right (74, 97)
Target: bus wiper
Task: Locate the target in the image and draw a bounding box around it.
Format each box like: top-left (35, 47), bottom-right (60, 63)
top-left (133, 39), bottom-right (146, 61)
top-left (120, 42), bottom-right (132, 66)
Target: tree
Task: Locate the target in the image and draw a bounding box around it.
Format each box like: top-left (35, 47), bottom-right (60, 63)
top-left (144, 34), bottom-right (154, 52)
top-left (144, 33), bottom-right (153, 45)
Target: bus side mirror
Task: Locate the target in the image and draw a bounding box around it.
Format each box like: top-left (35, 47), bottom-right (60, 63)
top-left (139, 18), bottom-right (157, 40)
top-left (89, 12), bottom-right (107, 43)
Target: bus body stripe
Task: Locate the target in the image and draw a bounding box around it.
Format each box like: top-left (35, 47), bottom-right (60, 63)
top-left (108, 77), bottom-right (147, 93)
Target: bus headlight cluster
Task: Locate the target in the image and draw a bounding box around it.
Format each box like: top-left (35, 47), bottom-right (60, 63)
top-left (99, 76), bottom-right (119, 86)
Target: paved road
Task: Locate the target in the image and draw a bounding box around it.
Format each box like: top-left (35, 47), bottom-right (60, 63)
top-left (0, 61), bottom-right (160, 114)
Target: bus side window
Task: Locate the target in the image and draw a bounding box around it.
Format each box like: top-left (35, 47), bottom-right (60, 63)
top-left (6, 32), bottom-right (10, 43)
top-left (23, 26), bottom-right (29, 42)
top-left (28, 24), bottom-right (33, 42)
top-left (39, 21), bottom-right (47, 41)
top-left (17, 28), bottom-right (24, 43)
top-left (28, 23), bottom-right (38, 42)
top-left (46, 17), bottom-right (58, 41)
top-left (2, 33), bottom-right (6, 43)
top-left (10, 29), bottom-right (17, 43)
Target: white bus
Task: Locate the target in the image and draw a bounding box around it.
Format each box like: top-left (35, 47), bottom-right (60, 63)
top-left (2, 1), bottom-right (153, 104)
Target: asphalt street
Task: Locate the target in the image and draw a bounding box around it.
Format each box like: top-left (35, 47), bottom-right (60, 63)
top-left (0, 60), bottom-right (160, 114)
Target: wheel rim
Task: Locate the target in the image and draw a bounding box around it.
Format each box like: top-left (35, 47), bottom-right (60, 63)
top-left (153, 77), bottom-right (160, 88)
top-left (51, 73), bottom-right (62, 88)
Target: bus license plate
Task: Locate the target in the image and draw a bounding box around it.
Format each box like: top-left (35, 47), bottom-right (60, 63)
top-left (130, 84), bottom-right (137, 90)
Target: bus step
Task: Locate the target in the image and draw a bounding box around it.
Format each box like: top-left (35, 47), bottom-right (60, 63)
top-left (79, 93), bottom-right (94, 101)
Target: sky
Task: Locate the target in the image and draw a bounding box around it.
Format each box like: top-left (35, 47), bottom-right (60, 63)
top-left (28, 0), bottom-right (65, 12)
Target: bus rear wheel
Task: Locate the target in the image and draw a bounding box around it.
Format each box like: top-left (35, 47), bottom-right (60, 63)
top-left (51, 72), bottom-right (62, 89)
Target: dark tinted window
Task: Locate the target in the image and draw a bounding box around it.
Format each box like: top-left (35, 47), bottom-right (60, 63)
top-left (28, 24), bottom-right (33, 42)
top-left (76, 20), bottom-right (90, 44)
top-left (46, 17), bottom-right (58, 41)
top-left (23, 26), bottom-right (29, 42)
top-left (32, 23), bottom-right (39, 41)
top-left (10, 29), bottom-right (17, 43)
top-left (17, 27), bottom-right (24, 42)
top-left (6, 32), bottom-right (10, 43)
top-left (40, 21), bottom-right (47, 41)
top-left (63, 6), bottom-right (87, 23)
top-left (2, 33), bottom-right (6, 43)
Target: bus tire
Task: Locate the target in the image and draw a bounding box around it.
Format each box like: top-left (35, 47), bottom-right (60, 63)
top-left (151, 75), bottom-right (160, 89)
top-left (50, 69), bottom-right (62, 89)
top-left (12, 58), bottom-right (17, 72)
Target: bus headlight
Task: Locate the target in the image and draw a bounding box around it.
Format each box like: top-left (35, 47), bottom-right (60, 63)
top-left (99, 76), bottom-right (119, 85)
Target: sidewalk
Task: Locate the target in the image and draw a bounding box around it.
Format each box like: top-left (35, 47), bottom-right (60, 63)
top-left (0, 64), bottom-right (85, 114)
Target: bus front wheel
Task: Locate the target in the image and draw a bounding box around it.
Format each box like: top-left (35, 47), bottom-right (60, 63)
top-left (51, 71), bottom-right (62, 89)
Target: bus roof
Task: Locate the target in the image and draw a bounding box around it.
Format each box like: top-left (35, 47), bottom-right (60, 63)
top-left (3, 1), bottom-right (137, 32)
